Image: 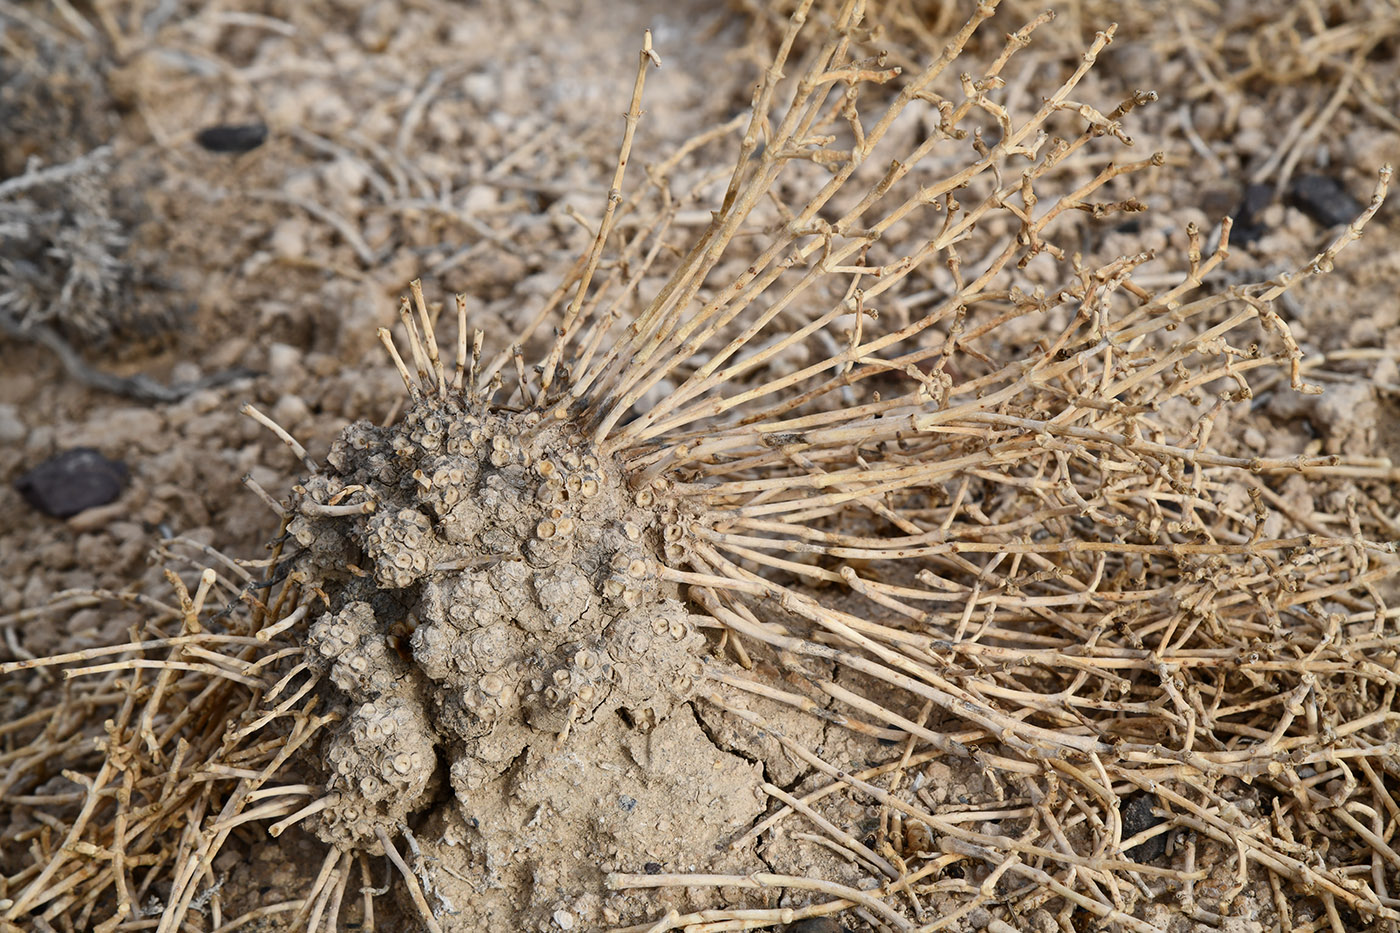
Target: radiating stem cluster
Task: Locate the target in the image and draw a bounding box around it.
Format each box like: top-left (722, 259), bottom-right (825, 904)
top-left (3, 0), bottom-right (1398, 930)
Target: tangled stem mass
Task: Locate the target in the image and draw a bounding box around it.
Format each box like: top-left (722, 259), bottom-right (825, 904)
top-left (3, 1), bottom-right (1398, 930)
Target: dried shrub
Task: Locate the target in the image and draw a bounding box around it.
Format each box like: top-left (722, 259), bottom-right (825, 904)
top-left (0, 19), bottom-right (116, 177)
top-left (0, 148), bottom-right (132, 340)
top-left (0, 16), bottom-right (131, 341)
top-left (2, 2), bottom-right (1398, 932)
top-left (0, 12), bottom-right (184, 378)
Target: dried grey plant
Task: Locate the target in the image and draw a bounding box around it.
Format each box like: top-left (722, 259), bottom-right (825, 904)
top-left (0, 149), bottom-right (241, 401)
top-left (0, 13), bottom-right (249, 401)
top-left (2, 2), bottom-right (1398, 932)
top-left (2, 9), bottom-right (130, 340)
top-left (0, 147), bottom-right (130, 339)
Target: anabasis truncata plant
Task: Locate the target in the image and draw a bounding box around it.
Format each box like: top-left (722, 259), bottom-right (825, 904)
top-left (3, 2), bottom-right (1399, 932)
top-left (267, 308), bottom-right (709, 853)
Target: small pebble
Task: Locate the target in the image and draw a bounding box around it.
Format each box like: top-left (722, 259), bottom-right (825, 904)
top-left (1230, 182), bottom-right (1274, 245)
top-left (323, 158), bottom-right (367, 195)
top-left (552, 909), bottom-right (574, 930)
top-left (1287, 174), bottom-right (1364, 228)
top-left (462, 72), bottom-right (496, 106)
top-left (66, 501), bottom-right (127, 533)
top-left (16, 448), bottom-right (129, 518)
top-left (1121, 793), bottom-right (1167, 862)
top-left (783, 919), bottom-right (843, 933)
top-left (272, 393), bottom-right (312, 431)
top-left (195, 122), bottom-right (268, 153)
top-left (269, 219), bottom-right (309, 261)
top-left (170, 361), bottom-right (203, 386)
top-left (463, 183), bottom-right (499, 213)
top-left (74, 407), bottom-right (162, 453)
top-left (266, 343), bottom-right (302, 380)
top-left (0, 403), bottom-right (25, 444)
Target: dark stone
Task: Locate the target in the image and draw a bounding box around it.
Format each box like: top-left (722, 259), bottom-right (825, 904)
top-left (195, 123), bottom-right (268, 153)
top-left (643, 861), bottom-right (662, 874)
top-left (782, 919), bottom-right (844, 933)
top-left (1230, 182), bottom-right (1275, 245)
top-left (1287, 174), bottom-right (1364, 228)
top-left (15, 447), bottom-right (128, 518)
top-left (1121, 793), bottom-right (1168, 862)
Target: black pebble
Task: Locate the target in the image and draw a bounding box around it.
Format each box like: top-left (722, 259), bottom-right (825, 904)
top-left (782, 919), bottom-right (844, 933)
top-left (1230, 182), bottom-right (1275, 245)
top-left (195, 122), bottom-right (268, 153)
top-left (1121, 793), bottom-right (1167, 863)
top-left (1287, 174), bottom-right (1364, 228)
top-left (15, 447), bottom-right (128, 518)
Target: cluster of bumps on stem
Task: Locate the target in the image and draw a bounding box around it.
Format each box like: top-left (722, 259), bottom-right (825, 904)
top-left (3, 0), bottom-right (1399, 930)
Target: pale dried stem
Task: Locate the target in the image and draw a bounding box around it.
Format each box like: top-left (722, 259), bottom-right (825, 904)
top-left (374, 827), bottom-right (444, 933)
top-left (609, 871), bottom-right (915, 932)
top-left (538, 29), bottom-right (661, 395)
top-left (240, 403), bottom-right (318, 474)
top-left (599, 16), bottom-right (1124, 443)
